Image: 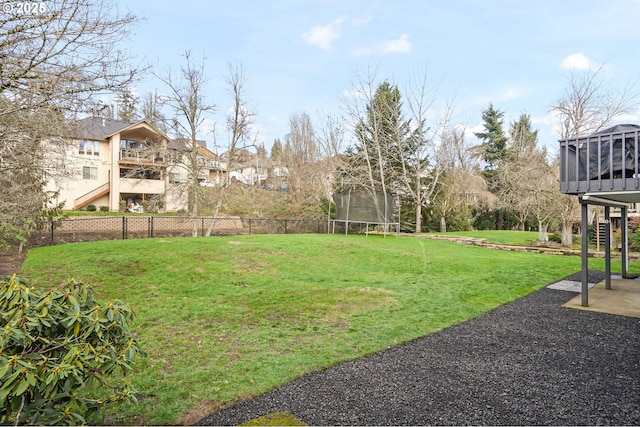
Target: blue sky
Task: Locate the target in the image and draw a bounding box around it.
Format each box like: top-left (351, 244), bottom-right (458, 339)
top-left (118, 0), bottom-right (640, 154)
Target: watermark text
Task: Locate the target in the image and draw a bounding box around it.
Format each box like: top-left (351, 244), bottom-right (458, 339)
top-left (2, 2), bottom-right (48, 15)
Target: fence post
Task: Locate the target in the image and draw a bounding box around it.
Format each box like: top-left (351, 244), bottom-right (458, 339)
top-left (50, 220), bottom-right (54, 243)
top-left (122, 216), bottom-right (127, 240)
top-left (149, 216), bottom-right (153, 238)
top-left (249, 218), bottom-right (252, 235)
top-left (284, 219), bottom-right (288, 234)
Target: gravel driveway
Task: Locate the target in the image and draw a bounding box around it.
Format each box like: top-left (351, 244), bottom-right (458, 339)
top-left (196, 272), bottom-right (640, 426)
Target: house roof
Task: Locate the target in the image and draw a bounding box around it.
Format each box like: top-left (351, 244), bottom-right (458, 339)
top-left (168, 137), bottom-right (208, 151)
top-left (74, 117), bottom-right (169, 141)
top-left (75, 117), bottom-right (132, 140)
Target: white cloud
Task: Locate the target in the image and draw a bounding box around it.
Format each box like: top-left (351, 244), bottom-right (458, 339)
top-left (560, 53), bottom-right (592, 70)
top-left (495, 85), bottom-right (530, 102)
top-left (341, 86), bottom-right (369, 101)
top-left (379, 34), bottom-right (412, 54)
top-left (466, 123), bottom-right (484, 139)
top-left (302, 18), bottom-right (346, 50)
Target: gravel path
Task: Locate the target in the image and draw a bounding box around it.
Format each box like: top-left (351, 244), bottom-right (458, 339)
top-left (196, 272), bottom-right (640, 426)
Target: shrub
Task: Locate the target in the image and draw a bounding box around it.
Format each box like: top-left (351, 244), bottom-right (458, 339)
top-left (86, 204), bottom-right (97, 211)
top-left (548, 233), bottom-right (562, 243)
top-left (629, 230), bottom-right (640, 252)
top-left (0, 276), bottom-right (145, 425)
top-left (99, 206), bottom-right (109, 212)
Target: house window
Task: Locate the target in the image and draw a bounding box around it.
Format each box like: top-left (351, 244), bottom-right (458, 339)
top-left (121, 139), bottom-right (146, 150)
top-left (82, 166), bottom-right (98, 180)
top-left (79, 140), bottom-right (99, 155)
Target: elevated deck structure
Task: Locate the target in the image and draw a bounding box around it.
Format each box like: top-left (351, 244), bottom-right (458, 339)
top-left (560, 124), bottom-right (640, 306)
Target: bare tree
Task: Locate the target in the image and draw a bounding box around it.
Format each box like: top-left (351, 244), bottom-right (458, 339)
top-left (340, 70), bottom-right (414, 234)
top-left (276, 112), bottom-right (343, 218)
top-left (139, 89), bottom-right (169, 135)
top-left (492, 114), bottom-right (540, 232)
top-left (1, 0), bottom-right (141, 117)
top-left (552, 65), bottom-right (640, 138)
top-left (398, 69), bottom-right (454, 232)
top-left (550, 65), bottom-right (640, 246)
top-left (340, 69), bottom-right (390, 194)
top-left (316, 112), bottom-right (346, 213)
top-left (432, 127), bottom-right (495, 232)
top-left (495, 148), bottom-right (557, 240)
top-left (282, 113), bottom-right (319, 207)
top-left (0, 0), bottom-right (143, 250)
top-left (341, 68), bottom-right (458, 233)
top-left (155, 51), bottom-right (216, 235)
top-left (203, 61), bottom-right (256, 235)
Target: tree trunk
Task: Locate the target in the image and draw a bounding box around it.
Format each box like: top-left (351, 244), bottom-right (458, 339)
top-left (538, 221), bottom-right (549, 242)
top-left (191, 191), bottom-right (198, 237)
top-left (440, 216), bottom-right (447, 233)
top-left (204, 194), bottom-right (225, 236)
top-left (560, 219), bottom-right (574, 247)
top-left (495, 211), bottom-right (503, 230)
top-left (415, 203), bottom-right (422, 233)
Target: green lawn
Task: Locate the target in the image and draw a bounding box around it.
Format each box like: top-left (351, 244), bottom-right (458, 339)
top-left (17, 233), bottom-right (620, 425)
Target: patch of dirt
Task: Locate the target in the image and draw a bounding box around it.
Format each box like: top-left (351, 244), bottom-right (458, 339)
top-left (0, 252), bottom-right (26, 278)
top-left (179, 399), bottom-right (247, 426)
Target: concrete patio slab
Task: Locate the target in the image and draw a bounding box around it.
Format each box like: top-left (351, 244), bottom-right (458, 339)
top-left (563, 278), bottom-right (640, 318)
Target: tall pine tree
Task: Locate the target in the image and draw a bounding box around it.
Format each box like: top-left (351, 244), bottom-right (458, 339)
top-left (473, 103), bottom-right (509, 229)
top-left (474, 103), bottom-right (508, 170)
top-left (352, 80), bottom-right (411, 193)
top-left (509, 113), bottom-right (538, 155)
top-left (114, 88), bottom-right (139, 122)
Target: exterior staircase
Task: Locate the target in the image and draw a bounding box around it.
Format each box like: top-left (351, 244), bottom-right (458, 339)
top-left (74, 182), bottom-right (110, 210)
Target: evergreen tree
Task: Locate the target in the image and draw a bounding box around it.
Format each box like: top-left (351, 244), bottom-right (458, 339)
top-left (139, 90), bottom-right (167, 133)
top-left (114, 88), bottom-right (139, 122)
top-left (256, 143), bottom-right (267, 158)
top-left (474, 103), bottom-right (509, 229)
top-left (474, 103), bottom-right (508, 169)
top-left (509, 113), bottom-right (538, 155)
top-left (271, 138), bottom-right (283, 161)
top-left (352, 80), bottom-right (412, 193)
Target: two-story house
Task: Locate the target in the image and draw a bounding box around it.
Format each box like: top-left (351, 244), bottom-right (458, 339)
top-left (44, 117), bottom-right (223, 213)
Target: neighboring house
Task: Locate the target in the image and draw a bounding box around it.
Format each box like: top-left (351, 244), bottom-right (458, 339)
top-left (44, 117), bottom-right (225, 213)
top-left (220, 148), bottom-right (269, 186)
top-left (197, 145), bottom-right (226, 186)
top-left (168, 138), bottom-right (226, 188)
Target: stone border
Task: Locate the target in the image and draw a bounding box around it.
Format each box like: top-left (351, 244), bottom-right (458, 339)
top-left (414, 233), bottom-right (640, 259)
